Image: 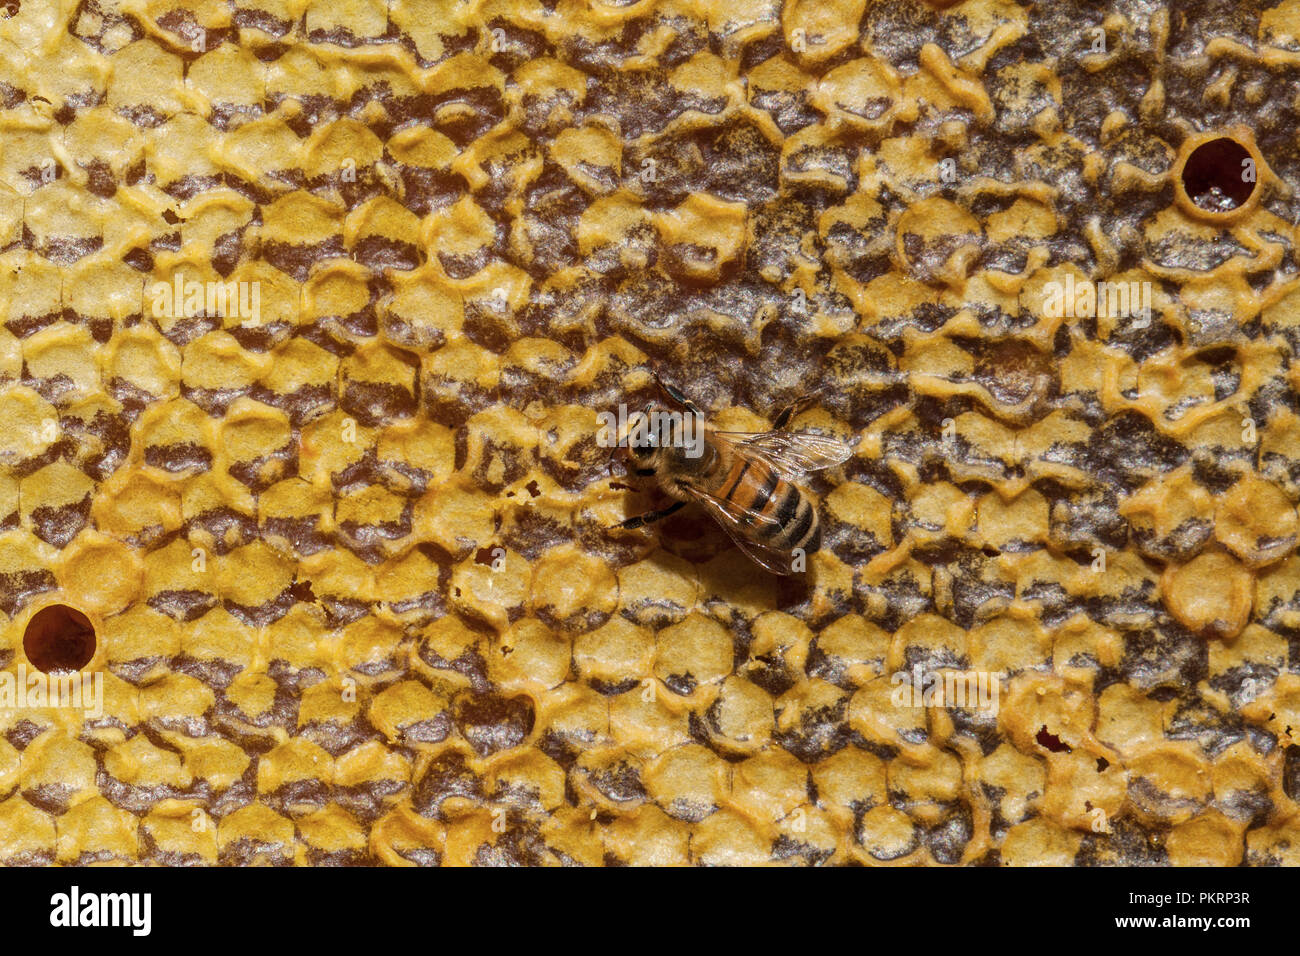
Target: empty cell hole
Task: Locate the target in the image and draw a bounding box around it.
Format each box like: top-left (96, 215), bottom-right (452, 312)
top-left (24, 605), bottom-right (96, 673)
top-left (1181, 137), bottom-right (1255, 212)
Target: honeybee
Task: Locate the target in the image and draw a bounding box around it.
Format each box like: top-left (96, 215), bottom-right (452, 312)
top-left (610, 378), bottom-right (853, 575)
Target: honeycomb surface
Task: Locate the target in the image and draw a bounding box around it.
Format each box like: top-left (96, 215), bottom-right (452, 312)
top-left (0, 0), bottom-right (1298, 866)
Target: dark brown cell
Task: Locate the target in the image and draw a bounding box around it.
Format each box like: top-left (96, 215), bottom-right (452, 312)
top-left (1181, 137), bottom-right (1254, 212)
top-left (452, 692), bottom-right (535, 756)
top-left (973, 339), bottom-right (1058, 421)
top-left (23, 604), bottom-right (96, 673)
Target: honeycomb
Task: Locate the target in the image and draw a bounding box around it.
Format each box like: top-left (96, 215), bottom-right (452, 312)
top-left (0, 0), bottom-right (1299, 866)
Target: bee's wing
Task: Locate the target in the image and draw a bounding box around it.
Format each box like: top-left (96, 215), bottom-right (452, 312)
top-left (712, 430), bottom-right (853, 480)
top-left (685, 484), bottom-right (797, 576)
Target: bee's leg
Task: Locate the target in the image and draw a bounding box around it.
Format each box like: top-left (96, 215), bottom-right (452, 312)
top-left (773, 391), bottom-right (824, 429)
top-left (606, 444), bottom-right (626, 479)
top-left (616, 500), bottom-right (685, 530)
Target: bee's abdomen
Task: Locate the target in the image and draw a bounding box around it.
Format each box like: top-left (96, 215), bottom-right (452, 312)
top-left (740, 467), bottom-right (820, 555)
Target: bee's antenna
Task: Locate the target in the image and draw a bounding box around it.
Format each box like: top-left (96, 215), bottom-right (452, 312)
top-left (652, 371), bottom-right (702, 415)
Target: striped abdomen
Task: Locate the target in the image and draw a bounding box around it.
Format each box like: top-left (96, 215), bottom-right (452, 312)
top-left (710, 448), bottom-right (821, 555)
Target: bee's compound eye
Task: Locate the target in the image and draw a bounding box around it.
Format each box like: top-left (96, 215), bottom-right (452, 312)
top-left (625, 410), bottom-right (653, 456)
